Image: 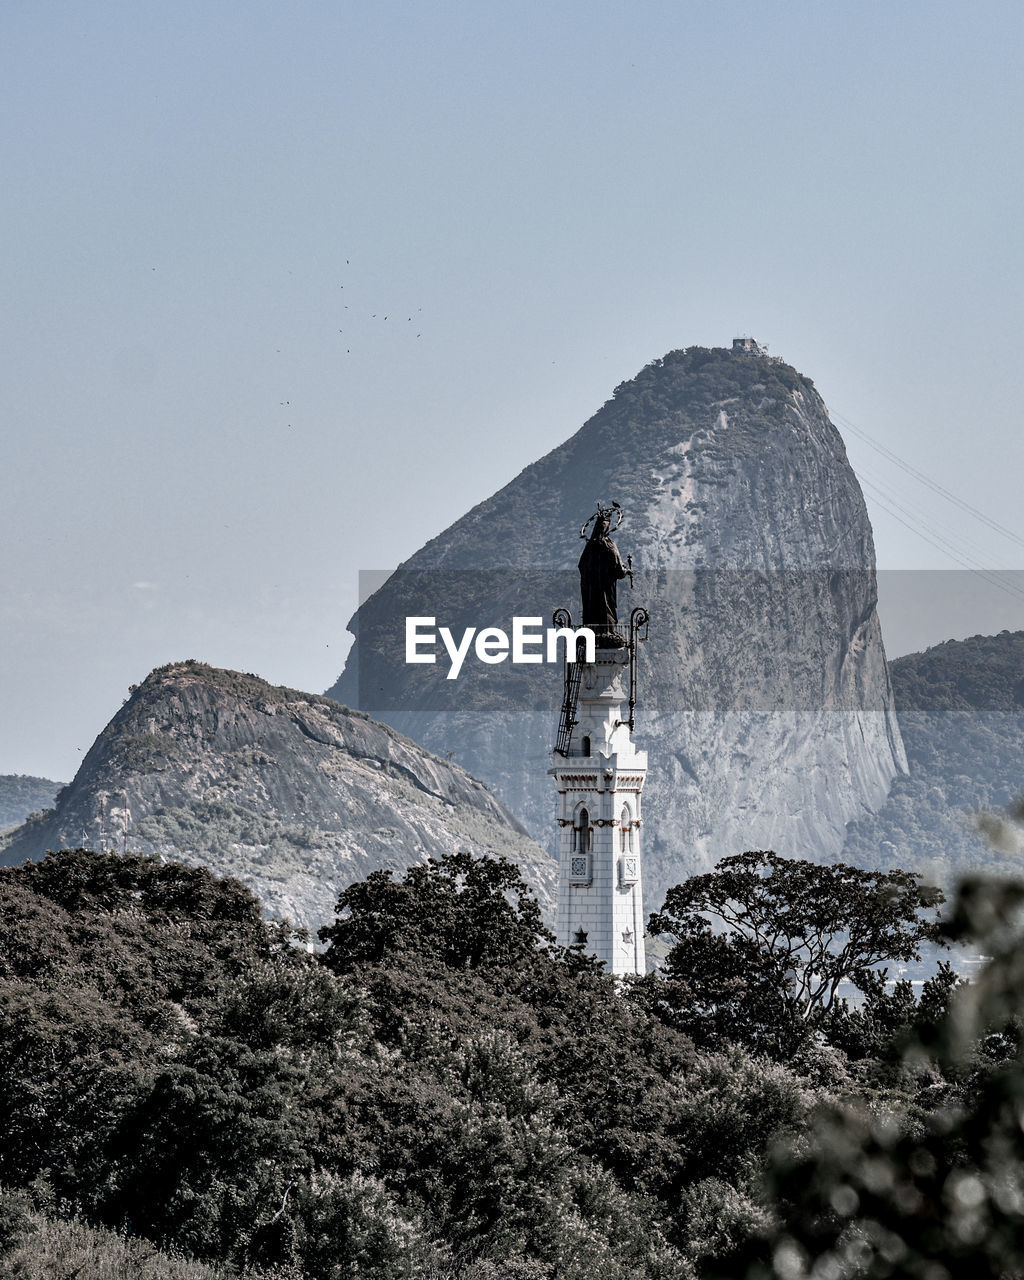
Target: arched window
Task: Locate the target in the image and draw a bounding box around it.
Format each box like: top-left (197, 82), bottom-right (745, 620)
top-left (582, 735), bottom-right (591, 757)
top-left (578, 806), bottom-right (590, 853)
top-left (569, 804), bottom-right (593, 885)
top-left (620, 804), bottom-right (632, 852)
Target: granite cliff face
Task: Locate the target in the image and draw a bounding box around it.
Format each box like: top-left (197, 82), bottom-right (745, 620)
top-left (0, 662), bottom-right (556, 930)
top-left (328, 344), bottom-right (906, 909)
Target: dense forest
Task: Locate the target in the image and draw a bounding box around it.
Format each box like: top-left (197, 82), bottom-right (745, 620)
top-left (3, 846), bottom-right (1024, 1279)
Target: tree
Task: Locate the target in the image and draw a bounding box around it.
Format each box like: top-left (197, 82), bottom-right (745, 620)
top-left (820, 962), bottom-right (960, 1068)
top-left (647, 852), bottom-right (945, 1056)
top-left (318, 851), bottom-right (554, 974)
top-left (733, 874), bottom-right (1024, 1280)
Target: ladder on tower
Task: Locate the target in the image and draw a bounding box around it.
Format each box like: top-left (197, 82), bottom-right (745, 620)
top-left (554, 658), bottom-right (582, 756)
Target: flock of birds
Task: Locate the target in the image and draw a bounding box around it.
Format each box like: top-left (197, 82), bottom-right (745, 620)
top-left (335, 260), bottom-right (422, 352)
top-left (273, 260), bottom-right (427, 424)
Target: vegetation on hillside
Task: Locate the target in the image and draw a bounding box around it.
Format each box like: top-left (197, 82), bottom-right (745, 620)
top-left (0, 775), bottom-right (62, 832)
top-left (843, 630), bottom-right (1024, 880)
top-left (610, 347), bottom-right (810, 414)
top-left (890, 631), bottom-right (1024, 712)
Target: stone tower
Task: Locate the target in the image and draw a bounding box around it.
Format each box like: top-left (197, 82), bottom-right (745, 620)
top-left (551, 503), bottom-right (648, 976)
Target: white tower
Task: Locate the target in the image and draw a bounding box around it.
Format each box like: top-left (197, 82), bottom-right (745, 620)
top-left (550, 504), bottom-right (649, 978)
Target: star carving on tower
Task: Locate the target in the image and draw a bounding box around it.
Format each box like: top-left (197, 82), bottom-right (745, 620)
top-left (573, 929), bottom-right (588, 945)
top-left (622, 929), bottom-right (634, 945)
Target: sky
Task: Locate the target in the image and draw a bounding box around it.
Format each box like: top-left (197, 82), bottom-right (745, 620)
top-left (2, 1), bottom-right (1023, 782)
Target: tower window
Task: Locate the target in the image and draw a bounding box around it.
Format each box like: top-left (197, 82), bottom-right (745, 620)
top-left (582, 735), bottom-right (591, 757)
top-left (570, 805), bottom-right (593, 884)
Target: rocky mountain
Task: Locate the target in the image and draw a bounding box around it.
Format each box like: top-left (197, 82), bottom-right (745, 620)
top-left (328, 343), bottom-right (906, 909)
top-left (843, 630), bottom-right (1024, 880)
top-left (0, 661), bottom-right (556, 931)
top-left (0, 774), bottom-right (63, 831)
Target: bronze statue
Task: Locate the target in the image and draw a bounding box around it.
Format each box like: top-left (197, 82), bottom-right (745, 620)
top-left (578, 502), bottom-right (628, 644)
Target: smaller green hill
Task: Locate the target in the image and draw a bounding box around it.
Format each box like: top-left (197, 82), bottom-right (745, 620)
top-left (842, 630), bottom-right (1024, 880)
top-left (0, 775), bottom-right (63, 832)
top-left (889, 630), bottom-right (1024, 711)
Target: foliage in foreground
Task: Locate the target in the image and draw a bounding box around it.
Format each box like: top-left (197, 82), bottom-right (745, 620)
top-left (3, 846), bottom-right (1024, 1279)
top-left (0, 850), bottom-right (710, 1278)
top-left (0, 1194), bottom-right (233, 1279)
top-left (731, 871), bottom-right (1024, 1280)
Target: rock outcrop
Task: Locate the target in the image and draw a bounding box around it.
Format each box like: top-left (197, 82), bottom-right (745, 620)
top-left (0, 662), bottom-right (556, 931)
top-left (328, 344), bottom-right (906, 909)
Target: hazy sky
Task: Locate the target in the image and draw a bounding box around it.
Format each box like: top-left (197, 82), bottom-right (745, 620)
top-left (3, 1), bottom-right (1023, 782)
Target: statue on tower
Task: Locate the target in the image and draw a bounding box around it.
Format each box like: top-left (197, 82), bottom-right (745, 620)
top-left (554, 501), bottom-right (648, 976)
top-left (578, 501), bottom-right (629, 645)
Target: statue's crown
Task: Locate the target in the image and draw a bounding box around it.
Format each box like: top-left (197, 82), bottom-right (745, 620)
top-left (579, 501), bottom-right (623, 540)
